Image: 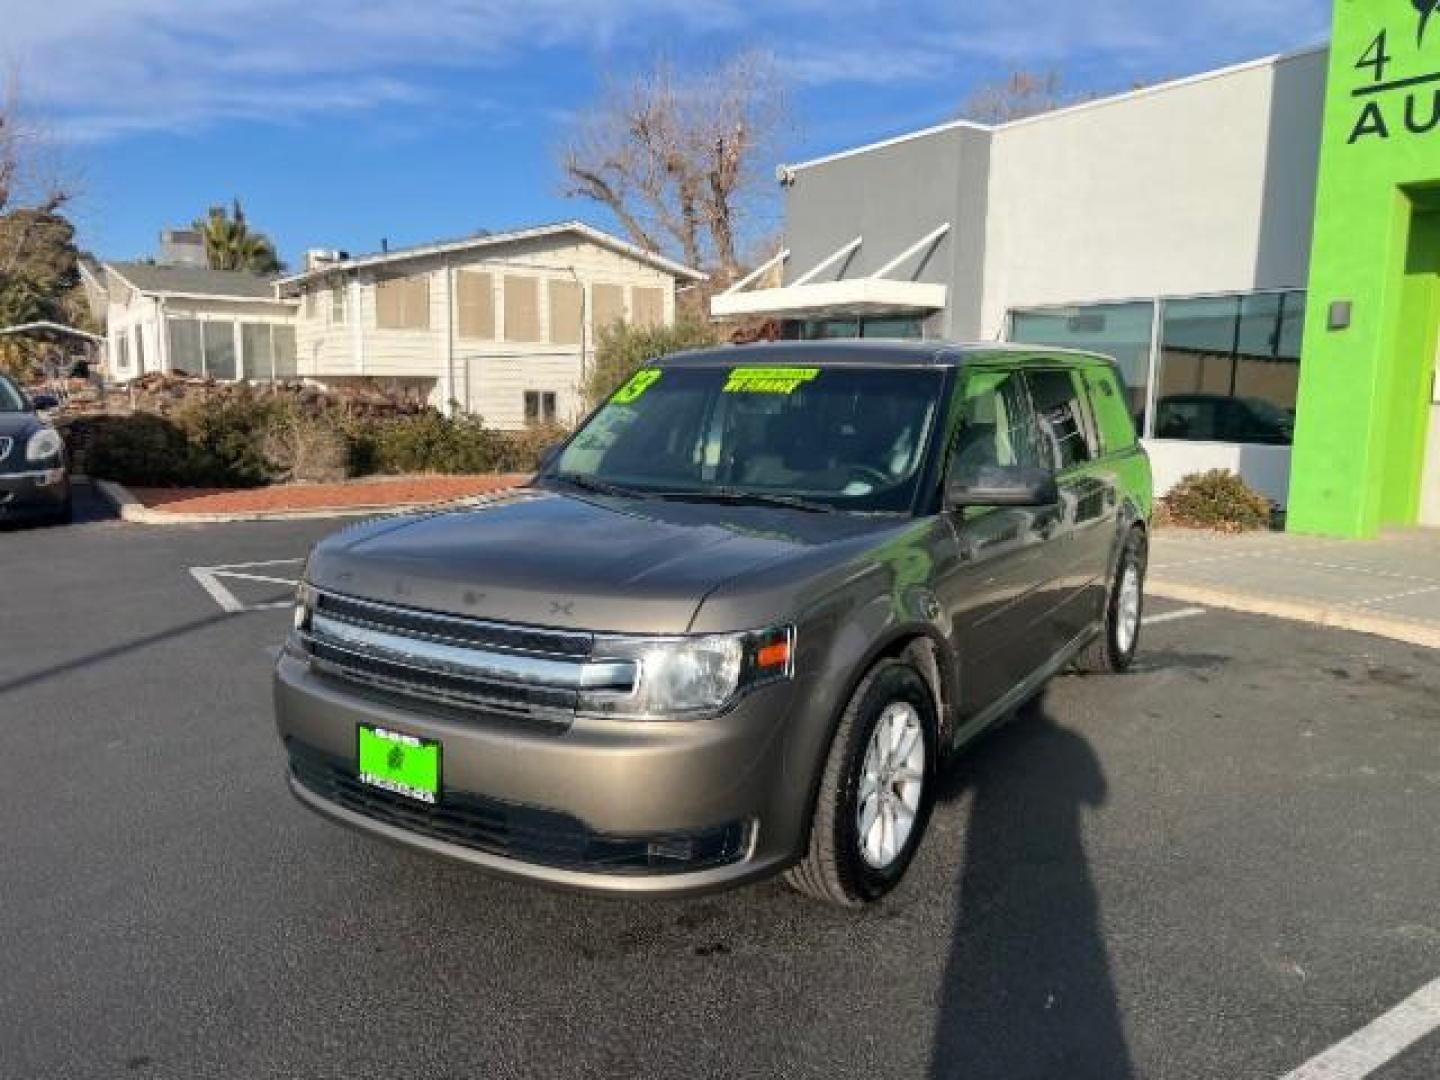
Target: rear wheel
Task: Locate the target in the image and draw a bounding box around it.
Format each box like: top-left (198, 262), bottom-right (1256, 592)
top-left (1076, 528), bottom-right (1146, 674)
top-left (785, 659), bottom-right (937, 907)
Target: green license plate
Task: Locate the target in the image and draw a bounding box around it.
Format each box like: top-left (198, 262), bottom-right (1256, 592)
top-left (357, 725), bottom-right (441, 804)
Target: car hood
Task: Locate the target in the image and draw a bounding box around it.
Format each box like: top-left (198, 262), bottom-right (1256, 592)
top-left (0, 412), bottom-right (40, 438)
top-left (306, 487), bottom-right (902, 634)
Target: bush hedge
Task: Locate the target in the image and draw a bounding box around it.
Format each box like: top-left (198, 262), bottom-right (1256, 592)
top-left (72, 396), bottom-right (565, 488)
top-left (1160, 469), bottom-right (1273, 532)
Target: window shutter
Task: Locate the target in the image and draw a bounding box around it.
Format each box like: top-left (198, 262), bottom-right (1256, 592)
top-left (592, 283), bottom-right (625, 329)
top-left (632, 287), bottom-right (663, 328)
top-left (504, 276), bottom-right (540, 342)
top-left (549, 280), bottom-right (583, 346)
top-left (457, 271), bottom-right (495, 339)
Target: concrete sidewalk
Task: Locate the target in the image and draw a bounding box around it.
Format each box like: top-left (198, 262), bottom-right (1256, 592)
top-left (1149, 528), bottom-right (1440, 648)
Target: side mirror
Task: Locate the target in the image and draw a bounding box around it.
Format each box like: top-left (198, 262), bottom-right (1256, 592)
top-left (536, 444), bottom-right (562, 472)
top-left (946, 465), bottom-right (1059, 510)
top-left (30, 393), bottom-right (60, 411)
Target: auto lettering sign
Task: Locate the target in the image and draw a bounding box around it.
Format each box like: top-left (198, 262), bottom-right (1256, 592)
top-left (1348, 0), bottom-right (1440, 143)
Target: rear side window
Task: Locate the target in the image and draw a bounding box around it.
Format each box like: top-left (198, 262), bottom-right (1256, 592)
top-left (1082, 367), bottom-right (1140, 455)
top-left (1024, 369), bottom-right (1098, 470)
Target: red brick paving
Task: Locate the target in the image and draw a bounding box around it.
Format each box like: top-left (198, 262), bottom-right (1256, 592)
top-left (129, 474), bottom-right (527, 516)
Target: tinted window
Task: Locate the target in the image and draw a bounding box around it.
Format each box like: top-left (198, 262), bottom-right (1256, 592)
top-left (1025, 369), bottom-right (1096, 469)
top-left (949, 368), bottom-right (1046, 482)
top-left (0, 375), bottom-right (26, 412)
top-left (1082, 367), bottom-right (1139, 454)
top-left (1155, 292), bottom-right (1302, 445)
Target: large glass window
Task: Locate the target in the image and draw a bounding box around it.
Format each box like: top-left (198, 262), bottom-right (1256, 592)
top-left (241, 323), bottom-right (275, 380)
top-left (167, 318), bottom-right (203, 375)
top-left (202, 322), bottom-right (237, 380)
top-left (1155, 292), bottom-right (1304, 445)
top-left (783, 315), bottom-right (925, 341)
top-left (273, 325), bottom-right (297, 378)
top-left (1010, 302), bottom-right (1154, 430)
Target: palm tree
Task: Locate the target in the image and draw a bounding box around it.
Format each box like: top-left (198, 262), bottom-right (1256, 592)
top-left (193, 199), bottom-right (283, 275)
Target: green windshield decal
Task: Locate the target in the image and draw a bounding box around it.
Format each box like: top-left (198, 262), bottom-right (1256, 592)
top-left (612, 369), bottom-right (663, 405)
top-left (723, 367), bottom-right (820, 395)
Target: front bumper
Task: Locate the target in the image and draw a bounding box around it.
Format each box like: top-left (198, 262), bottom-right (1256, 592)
top-left (0, 468), bottom-right (69, 521)
top-left (273, 651), bottom-right (809, 896)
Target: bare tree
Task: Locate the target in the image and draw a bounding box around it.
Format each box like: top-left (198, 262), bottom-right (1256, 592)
top-left (960, 69), bottom-right (1069, 125)
top-left (561, 51), bottom-right (786, 281)
top-left (0, 73), bottom-right (72, 283)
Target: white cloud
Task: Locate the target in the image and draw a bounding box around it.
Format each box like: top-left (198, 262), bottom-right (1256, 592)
top-left (1, 0), bottom-right (1333, 140)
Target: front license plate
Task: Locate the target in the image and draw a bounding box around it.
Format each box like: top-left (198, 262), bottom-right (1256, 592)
top-left (357, 725), bottom-right (441, 804)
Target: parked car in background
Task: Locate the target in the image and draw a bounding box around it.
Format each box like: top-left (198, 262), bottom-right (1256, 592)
top-left (0, 375), bottom-right (71, 526)
top-left (274, 342), bottom-right (1152, 906)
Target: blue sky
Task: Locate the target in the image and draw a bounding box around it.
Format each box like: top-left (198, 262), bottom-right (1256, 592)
top-left (9, 0), bottom-right (1332, 268)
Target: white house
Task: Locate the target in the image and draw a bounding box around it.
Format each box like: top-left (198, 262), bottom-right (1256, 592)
top-left (95, 261), bottom-right (299, 382)
top-left (274, 221), bottom-right (704, 428)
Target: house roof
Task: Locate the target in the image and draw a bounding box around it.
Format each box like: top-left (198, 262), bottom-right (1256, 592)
top-left (105, 261), bottom-right (289, 302)
top-left (274, 220), bottom-right (706, 290)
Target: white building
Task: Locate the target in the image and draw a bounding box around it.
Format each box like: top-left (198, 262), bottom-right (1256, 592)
top-left (274, 222), bottom-right (704, 428)
top-left (93, 221), bottom-right (703, 431)
top-left (715, 47), bottom-right (1329, 507)
top-left (95, 262), bottom-right (299, 383)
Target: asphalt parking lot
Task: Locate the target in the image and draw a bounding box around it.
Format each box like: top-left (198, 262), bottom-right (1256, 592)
top-left (3, 487), bottom-right (1440, 1079)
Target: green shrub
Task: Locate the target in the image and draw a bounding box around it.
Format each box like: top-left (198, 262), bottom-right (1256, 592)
top-left (82, 394), bottom-right (565, 488)
top-left (83, 413), bottom-right (204, 487)
top-left (171, 384), bottom-right (291, 486)
top-left (1162, 469), bottom-right (1273, 532)
top-left (583, 319), bottom-right (719, 410)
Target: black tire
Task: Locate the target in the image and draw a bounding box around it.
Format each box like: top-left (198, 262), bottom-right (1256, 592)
top-left (1075, 527), bottom-right (1147, 674)
top-left (51, 499), bottom-right (74, 526)
top-left (784, 659), bottom-right (938, 908)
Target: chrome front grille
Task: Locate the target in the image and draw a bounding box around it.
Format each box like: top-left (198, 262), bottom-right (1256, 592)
top-left (300, 590), bottom-right (636, 728)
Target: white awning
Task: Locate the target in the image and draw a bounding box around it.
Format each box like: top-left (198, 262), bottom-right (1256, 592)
top-left (712, 224), bottom-right (949, 321)
top-left (711, 277), bottom-right (947, 320)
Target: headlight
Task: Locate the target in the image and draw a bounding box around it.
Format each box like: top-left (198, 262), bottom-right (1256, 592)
top-left (581, 625), bottom-right (794, 719)
top-left (25, 428), bottom-right (63, 463)
top-left (293, 580), bottom-right (316, 633)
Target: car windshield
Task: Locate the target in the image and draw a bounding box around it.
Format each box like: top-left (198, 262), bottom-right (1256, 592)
top-left (550, 363), bottom-right (945, 513)
top-left (0, 376), bottom-right (27, 412)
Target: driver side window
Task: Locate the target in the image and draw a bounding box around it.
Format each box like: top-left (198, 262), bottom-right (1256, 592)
top-left (948, 369), bottom-right (1046, 483)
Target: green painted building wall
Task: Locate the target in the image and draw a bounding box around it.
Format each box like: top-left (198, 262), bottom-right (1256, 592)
top-left (1288, 0), bottom-right (1440, 537)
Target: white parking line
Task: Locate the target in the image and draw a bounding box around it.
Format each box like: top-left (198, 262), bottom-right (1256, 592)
top-left (1142, 607), bottom-right (1206, 627)
top-left (1280, 975), bottom-right (1440, 1079)
top-left (190, 558), bottom-right (305, 614)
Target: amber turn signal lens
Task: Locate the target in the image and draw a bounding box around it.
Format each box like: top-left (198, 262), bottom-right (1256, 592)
top-left (756, 638), bottom-right (791, 670)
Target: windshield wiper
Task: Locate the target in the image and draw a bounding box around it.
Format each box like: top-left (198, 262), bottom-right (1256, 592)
top-left (652, 488), bottom-right (833, 514)
top-left (547, 472), bottom-right (646, 499)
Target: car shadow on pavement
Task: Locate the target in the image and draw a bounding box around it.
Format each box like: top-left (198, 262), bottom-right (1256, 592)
top-left (928, 693), bottom-right (1134, 1080)
top-left (0, 611), bottom-right (235, 697)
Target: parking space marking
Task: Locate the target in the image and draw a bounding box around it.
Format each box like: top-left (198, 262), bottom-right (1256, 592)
top-left (190, 559), bottom-right (304, 614)
top-left (1280, 975), bottom-right (1440, 1079)
top-left (1142, 607), bottom-right (1206, 627)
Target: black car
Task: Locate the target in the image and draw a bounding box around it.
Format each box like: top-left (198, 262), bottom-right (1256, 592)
top-left (0, 375), bottom-right (71, 525)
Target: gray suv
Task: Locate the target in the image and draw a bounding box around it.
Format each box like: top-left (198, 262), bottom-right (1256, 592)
top-left (275, 342), bottom-right (1152, 906)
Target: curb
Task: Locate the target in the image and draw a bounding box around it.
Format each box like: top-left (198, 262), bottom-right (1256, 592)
top-left (1149, 579), bottom-right (1440, 650)
top-left (93, 478), bottom-right (523, 525)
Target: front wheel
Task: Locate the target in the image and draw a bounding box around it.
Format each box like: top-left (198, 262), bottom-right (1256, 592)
top-left (1076, 528), bottom-right (1147, 674)
top-left (784, 659), bottom-right (937, 908)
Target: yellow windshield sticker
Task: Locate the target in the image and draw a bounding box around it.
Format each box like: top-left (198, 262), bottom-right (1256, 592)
top-left (723, 367), bottom-right (820, 395)
top-left (611, 369), bottom-right (662, 405)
